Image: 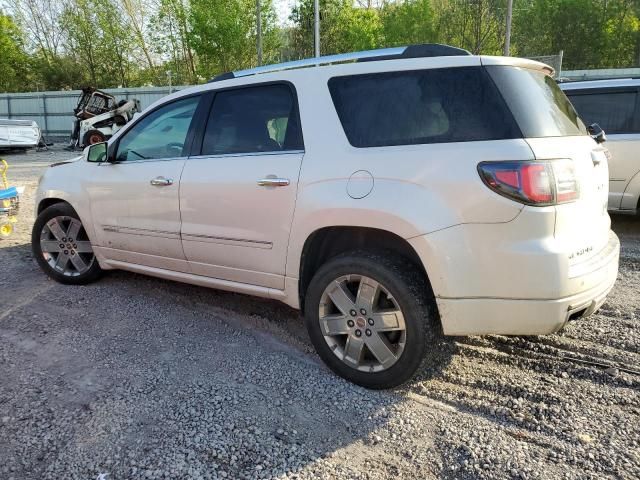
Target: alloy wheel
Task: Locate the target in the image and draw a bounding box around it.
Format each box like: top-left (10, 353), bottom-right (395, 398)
top-left (319, 274), bottom-right (407, 373)
top-left (39, 216), bottom-right (95, 277)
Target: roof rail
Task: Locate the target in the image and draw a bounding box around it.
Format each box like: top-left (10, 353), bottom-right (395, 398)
top-left (209, 43), bottom-right (471, 83)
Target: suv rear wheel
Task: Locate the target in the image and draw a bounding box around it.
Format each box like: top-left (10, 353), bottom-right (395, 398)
top-left (304, 250), bottom-right (438, 389)
top-left (32, 203), bottom-right (102, 285)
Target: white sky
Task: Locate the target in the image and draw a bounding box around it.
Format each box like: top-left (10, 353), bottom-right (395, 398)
top-left (275, 0), bottom-right (296, 25)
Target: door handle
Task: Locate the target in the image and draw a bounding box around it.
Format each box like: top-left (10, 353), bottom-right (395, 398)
top-left (257, 177), bottom-right (290, 187)
top-left (150, 176), bottom-right (173, 186)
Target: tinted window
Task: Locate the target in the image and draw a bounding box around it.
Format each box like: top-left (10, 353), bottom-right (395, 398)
top-left (202, 84), bottom-right (303, 155)
top-left (487, 66), bottom-right (587, 138)
top-left (328, 67), bottom-right (520, 148)
top-left (566, 91), bottom-right (638, 134)
top-left (116, 96), bottom-right (200, 162)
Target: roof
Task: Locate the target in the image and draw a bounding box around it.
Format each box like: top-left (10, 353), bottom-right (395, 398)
top-left (209, 44), bottom-right (472, 82)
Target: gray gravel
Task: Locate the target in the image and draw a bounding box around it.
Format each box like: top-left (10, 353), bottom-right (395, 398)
top-left (0, 146), bottom-right (638, 480)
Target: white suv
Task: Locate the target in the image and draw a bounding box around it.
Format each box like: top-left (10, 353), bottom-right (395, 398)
top-left (560, 78), bottom-right (640, 214)
top-left (32, 45), bottom-right (620, 389)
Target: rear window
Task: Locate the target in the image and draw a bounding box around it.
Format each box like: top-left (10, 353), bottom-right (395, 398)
top-left (565, 90), bottom-right (638, 134)
top-left (486, 66), bottom-right (587, 138)
top-left (328, 67), bottom-right (521, 148)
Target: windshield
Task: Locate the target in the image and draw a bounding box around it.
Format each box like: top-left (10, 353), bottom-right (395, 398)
top-left (487, 66), bottom-right (587, 138)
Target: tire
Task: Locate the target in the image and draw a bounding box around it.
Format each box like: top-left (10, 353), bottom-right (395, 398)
top-left (83, 130), bottom-right (106, 146)
top-left (32, 203), bottom-right (103, 285)
top-left (304, 250), bottom-right (439, 389)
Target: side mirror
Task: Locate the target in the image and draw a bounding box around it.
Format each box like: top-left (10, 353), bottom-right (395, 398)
top-left (587, 123), bottom-right (607, 144)
top-left (86, 142), bottom-right (109, 163)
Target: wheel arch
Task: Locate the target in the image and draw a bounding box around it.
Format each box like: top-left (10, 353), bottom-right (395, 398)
top-left (37, 197), bottom-right (71, 215)
top-left (297, 226), bottom-right (433, 310)
top-left (36, 196), bottom-right (97, 248)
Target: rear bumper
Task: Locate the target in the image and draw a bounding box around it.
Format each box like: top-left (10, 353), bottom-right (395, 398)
top-left (434, 232), bottom-right (619, 336)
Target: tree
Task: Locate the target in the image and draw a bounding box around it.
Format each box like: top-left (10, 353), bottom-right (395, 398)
top-left (381, 0), bottom-right (438, 47)
top-left (188, 0), bottom-right (281, 77)
top-left (290, 0), bottom-right (383, 57)
top-left (431, 0), bottom-right (505, 55)
top-left (122, 0), bottom-right (157, 72)
top-left (513, 0), bottom-right (640, 68)
top-left (149, 0), bottom-right (197, 84)
top-left (0, 12), bottom-right (30, 92)
top-left (6, 0), bottom-right (64, 63)
top-left (59, 0), bottom-right (134, 88)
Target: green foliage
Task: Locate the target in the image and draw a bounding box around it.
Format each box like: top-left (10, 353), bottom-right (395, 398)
top-left (0, 12), bottom-right (30, 92)
top-left (381, 0), bottom-right (437, 47)
top-left (513, 0), bottom-right (640, 68)
top-left (189, 0), bottom-right (281, 76)
top-left (290, 0), bottom-right (383, 56)
top-left (1, 0), bottom-right (639, 93)
top-left (60, 0), bottom-right (134, 87)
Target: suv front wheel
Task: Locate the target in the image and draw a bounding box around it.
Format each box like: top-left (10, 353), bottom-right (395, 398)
top-left (304, 251), bottom-right (438, 389)
top-left (32, 203), bottom-right (103, 285)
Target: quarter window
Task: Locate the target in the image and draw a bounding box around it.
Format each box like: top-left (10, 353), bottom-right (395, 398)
top-left (328, 67), bottom-right (521, 148)
top-left (116, 96), bottom-right (200, 162)
top-left (565, 91), bottom-right (638, 134)
top-left (201, 84), bottom-right (303, 156)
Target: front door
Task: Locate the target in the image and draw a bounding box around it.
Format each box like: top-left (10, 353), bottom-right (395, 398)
top-left (180, 83), bottom-right (305, 289)
top-left (88, 95), bottom-right (201, 271)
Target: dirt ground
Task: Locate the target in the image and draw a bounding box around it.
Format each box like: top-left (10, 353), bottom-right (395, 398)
top-left (0, 146), bottom-right (638, 480)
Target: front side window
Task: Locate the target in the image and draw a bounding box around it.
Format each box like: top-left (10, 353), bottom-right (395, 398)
top-left (116, 96), bottom-right (200, 162)
top-left (565, 91), bottom-right (638, 134)
top-left (328, 67), bottom-right (521, 148)
top-left (201, 84), bottom-right (303, 156)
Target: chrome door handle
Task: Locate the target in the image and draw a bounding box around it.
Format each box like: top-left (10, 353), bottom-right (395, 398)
top-left (150, 176), bottom-right (173, 186)
top-left (257, 177), bottom-right (290, 187)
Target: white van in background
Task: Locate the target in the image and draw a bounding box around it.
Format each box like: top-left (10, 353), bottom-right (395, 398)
top-left (0, 119), bottom-right (41, 150)
top-left (560, 79), bottom-right (640, 214)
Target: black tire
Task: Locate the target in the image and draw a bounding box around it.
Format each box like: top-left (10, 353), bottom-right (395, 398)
top-left (304, 250), bottom-right (439, 389)
top-left (83, 129), bottom-right (106, 146)
top-left (32, 203), bottom-right (103, 285)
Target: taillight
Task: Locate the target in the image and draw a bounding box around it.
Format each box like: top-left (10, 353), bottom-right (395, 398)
top-left (478, 160), bottom-right (579, 206)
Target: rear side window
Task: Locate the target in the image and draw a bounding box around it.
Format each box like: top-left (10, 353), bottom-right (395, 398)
top-left (487, 66), bottom-right (587, 138)
top-left (201, 84), bottom-right (303, 156)
top-left (328, 67), bottom-right (521, 148)
top-left (565, 90), bottom-right (638, 134)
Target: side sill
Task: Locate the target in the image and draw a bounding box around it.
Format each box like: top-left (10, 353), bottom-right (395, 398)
top-left (102, 259), bottom-right (289, 303)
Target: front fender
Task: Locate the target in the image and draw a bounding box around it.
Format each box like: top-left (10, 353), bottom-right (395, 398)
top-left (36, 162), bottom-right (96, 242)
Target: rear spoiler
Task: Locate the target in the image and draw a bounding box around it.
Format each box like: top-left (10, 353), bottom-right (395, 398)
top-left (480, 56), bottom-right (555, 77)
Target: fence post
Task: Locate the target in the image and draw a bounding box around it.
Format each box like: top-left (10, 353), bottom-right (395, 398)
top-left (6, 96), bottom-right (11, 119)
top-left (41, 94), bottom-right (49, 136)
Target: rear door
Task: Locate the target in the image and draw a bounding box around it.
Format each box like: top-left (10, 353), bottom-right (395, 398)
top-left (564, 87), bottom-right (640, 210)
top-left (179, 83), bottom-right (305, 289)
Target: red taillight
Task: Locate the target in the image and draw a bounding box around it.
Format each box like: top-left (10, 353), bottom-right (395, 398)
top-left (521, 163), bottom-right (553, 203)
top-left (478, 160), bottom-right (579, 206)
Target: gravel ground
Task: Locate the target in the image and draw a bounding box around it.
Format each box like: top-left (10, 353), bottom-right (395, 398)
top-left (0, 146), bottom-right (638, 480)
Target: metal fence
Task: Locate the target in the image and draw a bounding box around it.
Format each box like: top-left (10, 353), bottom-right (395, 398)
top-left (562, 67), bottom-right (640, 81)
top-left (0, 86), bottom-right (185, 141)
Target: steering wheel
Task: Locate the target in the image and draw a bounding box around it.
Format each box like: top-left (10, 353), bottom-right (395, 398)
top-left (166, 142), bottom-right (184, 156)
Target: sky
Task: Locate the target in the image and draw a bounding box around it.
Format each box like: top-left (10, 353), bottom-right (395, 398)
top-left (275, 0), bottom-right (296, 25)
